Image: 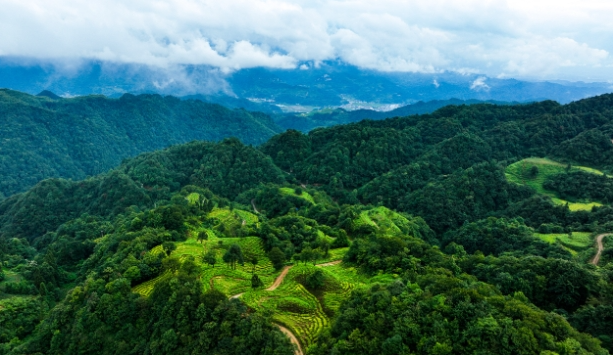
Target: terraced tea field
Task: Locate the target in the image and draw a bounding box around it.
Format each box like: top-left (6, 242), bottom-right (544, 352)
top-left (535, 232), bottom-right (594, 256)
top-left (131, 206), bottom-right (394, 350)
top-left (506, 158), bottom-right (605, 211)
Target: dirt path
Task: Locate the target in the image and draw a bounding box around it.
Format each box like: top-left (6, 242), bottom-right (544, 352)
top-left (591, 233), bottom-right (612, 266)
top-left (225, 265), bottom-right (300, 353)
top-left (251, 199), bottom-right (260, 214)
top-left (209, 276), bottom-right (222, 289)
top-left (316, 260), bottom-right (342, 267)
top-left (225, 262), bottom-right (339, 353)
top-left (267, 266), bottom-right (292, 291)
top-left (277, 324), bottom-right (304, 355)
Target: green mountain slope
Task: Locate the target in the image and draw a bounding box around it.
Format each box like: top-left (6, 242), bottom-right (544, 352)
top-left (4, 94), bottom-right (613, 354)
top-left (0, 89), bottom-right (282, 199)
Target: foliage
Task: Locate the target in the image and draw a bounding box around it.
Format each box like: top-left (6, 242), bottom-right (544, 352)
top-left (223, 244), bottom-right (245, 270)
top-left (310, 276), bottom-right (608, 355)
top-left (4, 94), bottom-right (613, 353)
top-left (544, 171), bottom-right (613, 204)
top-left (0, 89), bottom-right (282, 198)
top-left (443, 217), bottom-right (572, 258)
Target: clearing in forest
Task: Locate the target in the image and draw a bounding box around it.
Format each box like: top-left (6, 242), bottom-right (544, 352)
top-left (279, 187), bottom-right (316, 204)
top-left (505, 157), bottom-right (605, 211)
top-left (534, 232), bottom-right (594, 256)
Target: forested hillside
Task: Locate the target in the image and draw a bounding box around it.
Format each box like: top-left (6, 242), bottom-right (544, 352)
top-left (0, 89), bottom-right (282, 199)
top-left (3, 94), bottom-right (613, 354)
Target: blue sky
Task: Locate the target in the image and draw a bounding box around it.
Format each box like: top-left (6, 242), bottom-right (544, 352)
top-left (1, 0), bottom-right (612, 81)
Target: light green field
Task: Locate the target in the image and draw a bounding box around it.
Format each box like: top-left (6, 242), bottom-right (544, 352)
top-left (506, 158), bottom-right (604, 211)
top-left (354, 206), bottom-right (425, 238)
top-left (534, 232), bottom-right (593, 255)
top-left (209, 207), bottom-right (259, 227)
top-left (279, 187), bottom-right (316, 204)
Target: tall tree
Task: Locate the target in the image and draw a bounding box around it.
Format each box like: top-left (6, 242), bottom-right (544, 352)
top-left (223, 244), bottom-right (244, 270)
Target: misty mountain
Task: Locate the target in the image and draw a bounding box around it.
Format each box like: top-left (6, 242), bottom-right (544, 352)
top-left (274, 98), bottom-right (517, 132)
top-left (0, 58), bottom-right (610, 112)
top-left (0, 89), bottom-right (282, 199)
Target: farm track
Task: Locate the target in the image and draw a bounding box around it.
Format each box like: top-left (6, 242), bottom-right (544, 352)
top-left (277, 324), bottom-right (304, 355)
top-left (267, 266), bottom-right (292, 291)
top-left (316, 260), bottom-right (341, 267)
top-left (251, 199), bottom-right (260, 214)
top-left (591, 233), bottom-right (612, 265)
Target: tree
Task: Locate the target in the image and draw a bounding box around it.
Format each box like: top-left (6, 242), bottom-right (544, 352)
top-left (330, 231), bottom-right (349, 248)
top-left (202, 250), bottom-right (217, 268)
top-left (529, 165), bottom-right (539, 178)
top-left (305, 269), bottom-right (324, 290)
top-left (124, 266), bottom-right (141, 283)
top-left (319, 239), bottom-right (331, 257)
top-left (251, 274), bottom-right (264, 288)
top-left (312, 249), bottom-right (324, 265)
top-left (162, 257), bottom-right (181, 272)
top-left (197, 230), bottom-right (209, 244)
top-left (268, 247), bottom-right (286, 270)
top-left (249, 256), bottom-right (258, 274)
top-left (223, 244), bottom-right (244, 270)
top-left (180, 258), bottom-right (199, 276)
top-left (38, 282), bottom-right (48, 297)
top-left (162, 242), bottom-right (177, 256)
top-left (298, 246), bottom-right (314, 265)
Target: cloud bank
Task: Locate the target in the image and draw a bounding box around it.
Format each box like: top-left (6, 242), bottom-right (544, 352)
top-left (1, 0), bottom-right (612, 81)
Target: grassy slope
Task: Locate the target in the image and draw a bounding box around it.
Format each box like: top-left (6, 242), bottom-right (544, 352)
top-left (505, 157), bottom-right (604, 211)
top-left (279, 187), bottom-right (316, 204)
top-left (534, 232), bottom-right (594, 256)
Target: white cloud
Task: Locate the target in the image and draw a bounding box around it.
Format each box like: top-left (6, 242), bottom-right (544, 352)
top-left (0, 0), bottom-right (612, 80)
top-left (470, 77), bottom-right (490, 91)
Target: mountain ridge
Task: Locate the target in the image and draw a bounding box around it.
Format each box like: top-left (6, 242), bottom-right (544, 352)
top-left (0, 89), bottom-right (282, 199)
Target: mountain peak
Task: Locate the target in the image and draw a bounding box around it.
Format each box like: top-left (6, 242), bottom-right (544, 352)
top-left (36, 90), bottom-right (61, 100)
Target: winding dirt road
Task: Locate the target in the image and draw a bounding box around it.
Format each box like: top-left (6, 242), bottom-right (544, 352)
top-left (277, 325), bottom-right (304, 355)
top-left (316, 260), bottom-right (342, 267)
top-left (267, 266), bottom-right (292, 291)
top-left (251, 199), bottom-right (260, 214)
top-left (222, 261), bottom-right (342, 355)
top-left (591, 233), bottom-right (612, 266)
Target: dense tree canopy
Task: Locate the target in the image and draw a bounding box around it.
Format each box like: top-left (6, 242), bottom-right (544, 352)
top-left (3, 93), bottom-right (613, 354)
top-left (0, 89), bottom-right (282, 198)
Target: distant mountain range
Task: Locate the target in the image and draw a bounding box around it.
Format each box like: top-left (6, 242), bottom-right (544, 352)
top-left (273, 99), bottom-right (516, 132)
top-left (0, 89), bottom-right (281, 199)
top-left (0, 58), bottom-right (611, 112)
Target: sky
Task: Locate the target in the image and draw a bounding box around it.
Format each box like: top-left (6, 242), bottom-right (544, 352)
top-left (1, 0), bottom-right (613, 81)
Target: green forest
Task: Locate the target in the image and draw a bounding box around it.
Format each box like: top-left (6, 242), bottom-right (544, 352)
top-left (3, 93), bottom-right (613, 354)
top-left (0, 89), bottom-right (282, 199)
